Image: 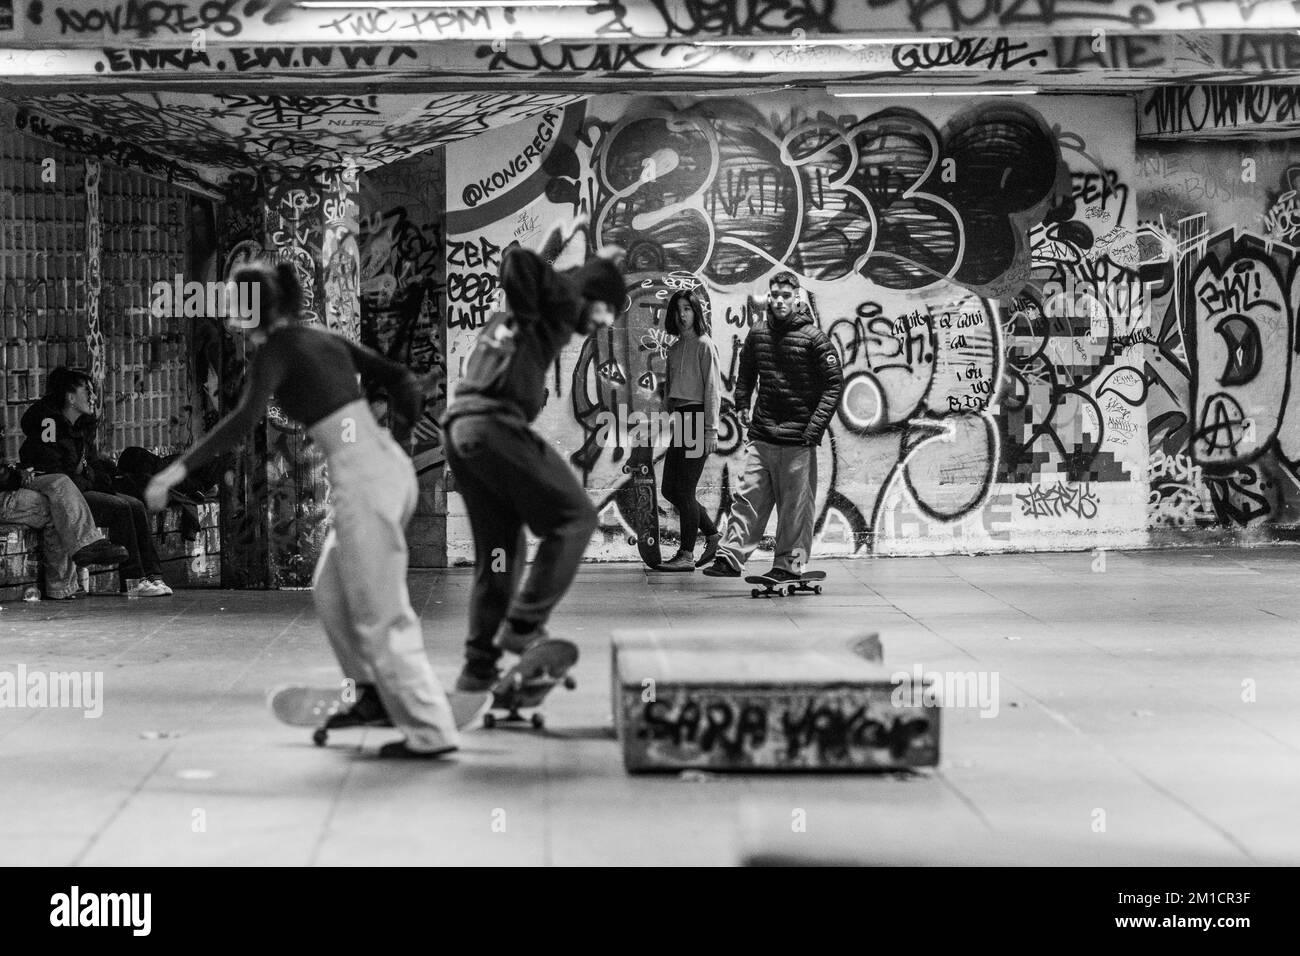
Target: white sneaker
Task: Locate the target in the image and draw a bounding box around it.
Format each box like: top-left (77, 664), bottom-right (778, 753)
top-left (149, 578), bottom-right (174, 596)
top-left (136, 580), bottom-right (171, 597)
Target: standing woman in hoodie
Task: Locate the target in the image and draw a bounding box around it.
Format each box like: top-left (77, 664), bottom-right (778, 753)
top-left (654, 289), bottom-right (722, 572)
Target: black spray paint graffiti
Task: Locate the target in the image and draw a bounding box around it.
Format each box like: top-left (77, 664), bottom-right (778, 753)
top-left (476, 42), bottom-right (720, 74)
top-left (445, 97), bottom-right (1143, 557)
top-left (359, 201), bottom-right (446, 464)
top-left (461, 110), bottom-right (562, 208)
top-left (13, 107), bottom-right (219, 195)
top-left (16, 88), bottom-right (575, 198)
top-left (445, 234), bottom-right (502, 331)
top-left (45, 0), bottom-right (244, 36)
top-left (593, 99), bottom-right (1063, 298)
top-left (862, 0), bottom-right (1159, 31)
top-left (313, 7), bottom-right (490, 37)
top-left (891, 37), bottom-right (1046, 73)
top-left (638, 693), bottom-right (933, 764)
top-left (1142, 85), bottom-right (1300, 136)
top-left (643, 0), bottom-right (835, 37)
top-left (97, 44), bottom-right (419, 74)
top-left (1138, 202), bottom-right (1300, 530)
top-left (1016, 480), bottom-right (1099, 519)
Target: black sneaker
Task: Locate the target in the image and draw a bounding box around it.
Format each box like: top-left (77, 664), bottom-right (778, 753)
top-left (695, 533), bottom-right (722, 568)
top-left (765, 568), bottom-right (800, 582)
top-left (72, 539), bottom-right (128, 568)
top-left (377, 741), bottom-right (458, 759)
top-left (324, 685), bottom-right (393, 730)
top-left (455, 665), bottom-right (500, 693)
top-left (702, 556), bottom-right (741, 578)
top-left (493, 622), bottom-right (549, 656)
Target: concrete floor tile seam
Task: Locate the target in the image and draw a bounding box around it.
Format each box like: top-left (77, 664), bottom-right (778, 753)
top-left (66, 747), bottom-right (173, 867)
top-left (1005, 695), bottom-right (1262, 861)
top-left (830, 560), bottom-right (892, 602)
top-left (1207, 705), bottom-right (1300, 759)
top-left (930, 767), bottom-right (998, 832)
top-left (874, 602), bottom-right (989, 668)
top-left (306, 733), bottom-right (364, 867)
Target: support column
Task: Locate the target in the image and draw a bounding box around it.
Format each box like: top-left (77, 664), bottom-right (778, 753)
top-left (215, 189), bottom-right (270, 589)
top-left (261, 162), bottom-right (361, 587)
top-left (82, 159), bottom-right (104, 390)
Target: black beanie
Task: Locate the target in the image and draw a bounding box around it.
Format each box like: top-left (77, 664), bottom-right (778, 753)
top-left (566, 257), bottom-right (626, 311)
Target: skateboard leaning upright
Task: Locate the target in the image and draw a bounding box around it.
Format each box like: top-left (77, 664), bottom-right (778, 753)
top-left (484, 638), bottom-right (579, 730)
top-left (745, 570), bottom-right (827, 598)
top-left (620, 443), bottom-right (662, 568)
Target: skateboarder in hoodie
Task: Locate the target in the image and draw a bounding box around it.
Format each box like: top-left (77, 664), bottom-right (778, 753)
top-left (703, 271), bottom-right (842, 581)
top-left (441, 217), bottom-right (627, 692)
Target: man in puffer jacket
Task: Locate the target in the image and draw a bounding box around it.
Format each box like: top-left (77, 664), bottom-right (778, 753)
top-left (703, 271), bottom-right (843, 580)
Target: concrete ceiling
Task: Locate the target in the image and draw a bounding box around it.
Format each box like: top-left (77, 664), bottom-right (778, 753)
top-left (2, 1), bottom-right (1299, 195)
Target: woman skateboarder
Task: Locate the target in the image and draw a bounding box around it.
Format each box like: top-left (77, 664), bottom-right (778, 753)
top-left (653, 289), bottom-right (722, 572)
top-left (144, 261), bottom-right (463, 759)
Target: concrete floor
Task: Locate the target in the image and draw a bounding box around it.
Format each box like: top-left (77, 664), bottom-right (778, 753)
top-left (1, 548), bottom-right (1298, 867)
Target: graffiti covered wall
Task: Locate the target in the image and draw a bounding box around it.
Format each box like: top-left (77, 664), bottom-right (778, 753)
top-left (1136, 137), bottom-right (1300, 543)
top-left (443, 93), bottom-right (1148, 562)
top-left (356, 150), bottom-right (449, 566)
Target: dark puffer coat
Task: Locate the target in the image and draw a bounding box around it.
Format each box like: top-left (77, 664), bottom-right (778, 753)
top-left (733, 307), bottom-right (843, 446)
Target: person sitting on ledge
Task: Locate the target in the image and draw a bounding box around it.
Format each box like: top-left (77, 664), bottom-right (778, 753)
top-left (18, 367), bottom-right (172, 597)
top-left (0, 461), bottom-right (128, 600)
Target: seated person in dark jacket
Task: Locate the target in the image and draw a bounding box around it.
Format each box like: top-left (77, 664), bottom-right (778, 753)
top-left (0, 461), bottom-right (127, 599)
top-left (19, 367), bottom-right (172, 597)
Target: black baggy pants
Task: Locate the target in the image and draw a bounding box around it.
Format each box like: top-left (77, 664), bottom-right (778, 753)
top-left (83, 490), bottom-right (163, 585)
top-left (444, 413), bottom-right (597, 673)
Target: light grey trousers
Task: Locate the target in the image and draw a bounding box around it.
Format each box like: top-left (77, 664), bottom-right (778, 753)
top-left (310, 401), bottom-right (459, 753)
top-left (0, 473), bottom-right (104, 598)
top-left (717, 440), bottom-right (818, 574)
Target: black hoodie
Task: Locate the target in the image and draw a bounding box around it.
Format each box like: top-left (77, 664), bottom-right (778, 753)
top-left (444, 246), bottom-right (624, 425)
top-left (18, 396), bottom-right (103, 488)
top-left (733, 304), bottom-right (844, 446)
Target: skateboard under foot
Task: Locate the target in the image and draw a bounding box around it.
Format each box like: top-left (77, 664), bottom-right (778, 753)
top-left (745, 570), bottom-right (827, 598)
top-left (484, 638), bottom-right (579, 730)
top-left (269, 683), bottom-right (490, 746)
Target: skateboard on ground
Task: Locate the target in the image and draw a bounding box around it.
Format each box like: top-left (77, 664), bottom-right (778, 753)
top-left (269, 683), bottom-right (490, 746)
top-left (620, 444), bottom-right (662, 568)
top-left (484, 638), bottom-right (579, 730)
top-left (745, 570), bottom-right (827, 598)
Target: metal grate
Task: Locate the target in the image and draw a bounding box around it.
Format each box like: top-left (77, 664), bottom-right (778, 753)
top-left (0, 122), bottom-right (196, 463)
top-left (0, 127), bottom-right (87, 461)
top-left (97, 164), bottom-right (193, 456)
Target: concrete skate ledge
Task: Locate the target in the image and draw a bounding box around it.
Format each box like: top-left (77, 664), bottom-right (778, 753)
top-left (612, 629), bottom-right (938, 773)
